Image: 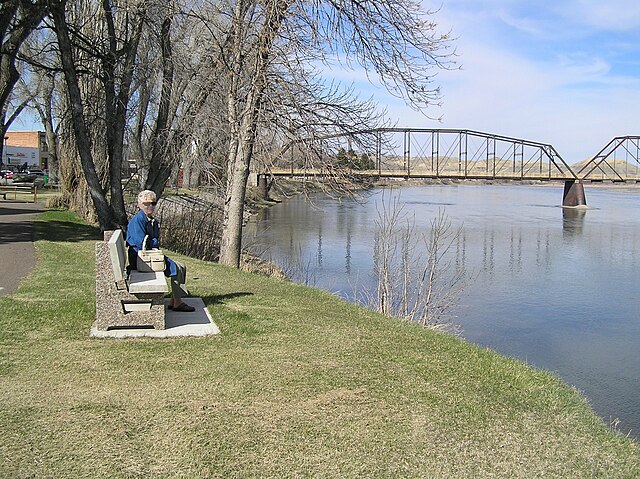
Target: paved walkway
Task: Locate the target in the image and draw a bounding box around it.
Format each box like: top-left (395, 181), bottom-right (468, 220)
top-left (0, 202), bottom-right (220, 337)
top-left (0, 201), bottom-right (44, 296)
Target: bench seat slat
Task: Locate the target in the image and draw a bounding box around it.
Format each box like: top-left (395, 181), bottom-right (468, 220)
top-left (129, 271), bottom-right (168, 293)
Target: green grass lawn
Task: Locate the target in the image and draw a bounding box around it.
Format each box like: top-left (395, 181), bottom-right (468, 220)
top-left (0, 210), bottom-right (638, 478)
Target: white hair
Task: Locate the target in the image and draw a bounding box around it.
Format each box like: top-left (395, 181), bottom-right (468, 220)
top-left (137, 190), bottom-right (157, 203)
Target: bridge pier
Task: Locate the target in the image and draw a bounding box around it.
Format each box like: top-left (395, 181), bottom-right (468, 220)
top-left (256, 174), bottom-right (270, 200)
top-left (562, 180), bottom-right (587, 207)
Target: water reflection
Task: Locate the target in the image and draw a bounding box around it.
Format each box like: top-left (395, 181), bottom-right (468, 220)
top-left (316, 223), bottom-right (323, 266)
top-left (254, 211), bottom-right (562, 281)
top-left (562, 207), bottom-right (587, 237)
top-left (249, 194), bottom-right (637, 291)
top-left (508, 229), bottom-right (523, 273)
top-left (245, 184), bottom-right (640, 437)
top-left (345, 227), bottom-right (352, 275)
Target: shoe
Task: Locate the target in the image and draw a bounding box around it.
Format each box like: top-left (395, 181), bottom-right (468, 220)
top-left (172, 302), bottom-right (195, 312)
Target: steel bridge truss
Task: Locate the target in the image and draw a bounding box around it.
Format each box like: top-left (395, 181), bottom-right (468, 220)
top-left (370, 128), bottom-right (577, 180)
top-left (575, 136), bottom-right (640, 182)
top-left (272, 129), bottom-right (639, 184)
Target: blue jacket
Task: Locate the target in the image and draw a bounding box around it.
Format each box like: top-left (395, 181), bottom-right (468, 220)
top-left (126, 209), bottom-right (178, 276)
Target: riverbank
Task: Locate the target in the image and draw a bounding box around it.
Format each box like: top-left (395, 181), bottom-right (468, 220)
top-left (0, 209), bottom-right (638, 478)
top-left (372, 176), bottom-right (640, 190)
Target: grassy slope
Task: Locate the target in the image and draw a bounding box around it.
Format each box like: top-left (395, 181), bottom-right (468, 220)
top-left (0, 210), bottom-right (638, 478)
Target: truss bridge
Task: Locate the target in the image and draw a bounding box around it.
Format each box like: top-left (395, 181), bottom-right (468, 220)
top-left (574, 136), bottom-right (640, 182)
top-left (268, 129), bottom-right (640, 207)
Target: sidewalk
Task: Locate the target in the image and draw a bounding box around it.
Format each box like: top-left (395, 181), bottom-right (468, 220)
top-left (0, 201), bottom-right (44, 296)
top-left (1, 202), bottom-right (220, 338)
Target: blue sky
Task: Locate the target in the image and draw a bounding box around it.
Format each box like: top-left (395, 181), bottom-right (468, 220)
top-left (369, 0), bottom-right (640, 163)
top-left (13, 1), bottom-right (639, 164)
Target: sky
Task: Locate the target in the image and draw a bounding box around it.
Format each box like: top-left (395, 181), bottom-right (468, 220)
top-left (12, 0), bottom-right (639, 165)
top-left (362, 0), bottom-right (640, 163)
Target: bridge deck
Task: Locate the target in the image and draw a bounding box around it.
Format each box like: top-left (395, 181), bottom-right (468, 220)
top-left (270, 130), bottom-right (640, 184)
top-left (270, 169), bottom-right (639, 182)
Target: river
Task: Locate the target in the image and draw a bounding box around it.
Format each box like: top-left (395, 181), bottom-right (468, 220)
top-left (244, 183), bottom-right (640, 438)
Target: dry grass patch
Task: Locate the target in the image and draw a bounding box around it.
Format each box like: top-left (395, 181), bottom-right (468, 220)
top-left (0, 210), bottom-right (638, 478)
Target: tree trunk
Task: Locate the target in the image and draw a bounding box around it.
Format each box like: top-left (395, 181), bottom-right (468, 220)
top-left (50, 0), bottom-right (114, 231)
top-left (43, 116), bottom-right (58, 182)
top-left (219, 123), bottom-right (254, 267)
top-left (102, 1), bottom-right (143, 227)
top-left (218, 1), bottom-right (289, 267)
top-left (146, 16), bottom-right (174, 198)
top-left (38, 74), bottom-right (59, 183)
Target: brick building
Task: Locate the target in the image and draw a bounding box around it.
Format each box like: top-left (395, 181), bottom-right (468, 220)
top-left (3, 131), bottom-right (49, 170)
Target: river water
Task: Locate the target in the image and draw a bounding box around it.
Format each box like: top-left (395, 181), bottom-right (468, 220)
top-left (244, 183), bottom-right (640, 438)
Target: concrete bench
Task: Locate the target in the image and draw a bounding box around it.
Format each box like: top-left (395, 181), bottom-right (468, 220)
top-left (94, 229), bottom-right (168, 331)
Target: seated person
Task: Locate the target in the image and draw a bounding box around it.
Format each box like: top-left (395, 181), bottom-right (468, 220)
top-left (126, 189), bottom-right (195, 312)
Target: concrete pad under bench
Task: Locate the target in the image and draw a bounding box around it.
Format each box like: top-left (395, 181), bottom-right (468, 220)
top-left (90, 297), bottom-right (220, 338)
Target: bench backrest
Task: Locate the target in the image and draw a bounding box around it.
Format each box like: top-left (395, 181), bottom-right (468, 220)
top-left (107, 229), bottom-right (127, 282)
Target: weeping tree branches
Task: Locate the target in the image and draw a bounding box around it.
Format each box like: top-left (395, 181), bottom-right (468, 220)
top-left (308, 0), bottom-right (455, 110)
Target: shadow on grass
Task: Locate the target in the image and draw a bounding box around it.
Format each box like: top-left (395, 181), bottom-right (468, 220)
top-left (201, 292), bottom-right (253, 305)
top-left (0, 205), bottom-right (43, 216)
top-left (0, 220), bottom-right (38, 245)
top-left (0, 204), bottom-right (44, 245)
top-left (37, 220), bottom-right (102, 243)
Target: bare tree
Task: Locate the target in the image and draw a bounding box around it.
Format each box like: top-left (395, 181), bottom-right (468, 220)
top-left (47, 0), bottom-right (119, 228)
top-left (0, 0), bottom-right (47, 165)
top-left (144, 13), bottom-right (175, 195)
top-left (26, 71), bottom-right (60, 183)
top-left (129, 2), bottom-right (231, 195)
top-left (46, 0), bottom-right (171, 229)
top-left (16, 25), bottom-right (65, 183)
top-left (370, 192), bottom-right (465, 330)
top-left (217, 0), bottom-right (455, 267)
